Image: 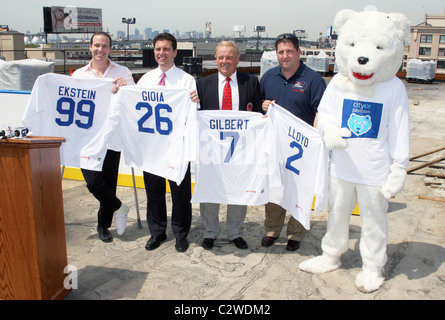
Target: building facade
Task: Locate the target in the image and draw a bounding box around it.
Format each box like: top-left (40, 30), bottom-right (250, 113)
top-left (0, 32), bottom-right (27, 61)
top-left (409, 13), bottom-right (445, 75)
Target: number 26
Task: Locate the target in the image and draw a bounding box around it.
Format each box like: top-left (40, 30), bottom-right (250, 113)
top-left (136, 102), bottom-right (173, 135)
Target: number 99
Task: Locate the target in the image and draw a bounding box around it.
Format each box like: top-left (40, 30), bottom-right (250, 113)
top-left (55, 97), bottom-right (95, 129)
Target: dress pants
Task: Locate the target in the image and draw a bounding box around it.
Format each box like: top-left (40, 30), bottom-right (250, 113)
top-left (143, 164), bottom-right (192, 240)
top-left (200, 203), bottom-right (247, 241)
top-left (264, 202), bottom-right (307, 241)
top-left (81, 149), bottom-right (122, 228)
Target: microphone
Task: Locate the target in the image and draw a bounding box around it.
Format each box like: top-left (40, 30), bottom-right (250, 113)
top-left (0, 126), bottom-right (29, 142)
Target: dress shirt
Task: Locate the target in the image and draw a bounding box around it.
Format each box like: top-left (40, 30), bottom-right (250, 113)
top-left (72, 59), bottom-right (135, 85)
top-left (218, 71), bottom-right (239, 111)
top-left (137, 65), bottom-right (196, 92)
top-left (71, 59), bottom-right (135, 153)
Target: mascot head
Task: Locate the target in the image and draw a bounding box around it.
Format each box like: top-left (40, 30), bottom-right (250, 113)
top-left (333, 7), bottom-right (410, 95)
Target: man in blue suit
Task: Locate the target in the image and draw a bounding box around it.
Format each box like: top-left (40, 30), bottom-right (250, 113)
top-left (195, 41), bottom-right (262, 250)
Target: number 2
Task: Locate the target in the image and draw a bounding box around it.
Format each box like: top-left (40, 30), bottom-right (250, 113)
top-left (285, 141), bottom-right (303, 175)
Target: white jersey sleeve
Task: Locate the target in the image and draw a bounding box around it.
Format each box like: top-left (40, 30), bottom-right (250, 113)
top-left (267, 103), bottom-right (329, 230)
top-left (21, 73), bottom-right (115, 170)
top-left (104, 85), bottom-right (197, 184)
top-left (191, 110), bottom-right (281, 206)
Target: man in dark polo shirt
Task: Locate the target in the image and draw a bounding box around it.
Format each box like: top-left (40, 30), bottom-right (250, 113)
top-left (260, 33), bottom-right (326, 251)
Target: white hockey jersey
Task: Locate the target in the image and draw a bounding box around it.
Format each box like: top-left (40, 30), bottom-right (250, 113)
top-left (22, 73), bottom-right (115, 170)
top-left (190, 110), bottom-right (281, 206)
top-left (104, 85), bottom-right (197, 184)
top-left (267, 104), bottom-right (328, 230)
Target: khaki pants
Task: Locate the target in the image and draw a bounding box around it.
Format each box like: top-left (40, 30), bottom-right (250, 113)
top-left (264, 202), bottom-right (307, 241)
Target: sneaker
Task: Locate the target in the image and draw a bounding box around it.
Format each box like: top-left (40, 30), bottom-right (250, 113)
top-left (114, 203), bottom-right (129, 235)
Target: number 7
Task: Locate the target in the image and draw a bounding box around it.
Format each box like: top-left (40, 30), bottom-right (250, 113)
top-left (220, 131), bottom-right (239, 163)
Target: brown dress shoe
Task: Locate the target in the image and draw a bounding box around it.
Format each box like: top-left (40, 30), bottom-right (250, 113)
top-left (261, 236), bottom-right (277, 247)
top-left (286, 240), bottom-right (301, 251)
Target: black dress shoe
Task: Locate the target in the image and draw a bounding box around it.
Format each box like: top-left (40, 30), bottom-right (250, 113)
top-left (202, 238), bottom-right (214, 250)
top-left (97, 226), bottom-right (113, 243)
top-left (232, 237), bottom-right (248, 249)
top-left (175, 238), bottom-right (189, 252)
top-left (261, 236), bottom-right (277, 247)
top-left (145, 234), bottom-right (167, 251)
top-left (286, 240), bottom-right (301, 251)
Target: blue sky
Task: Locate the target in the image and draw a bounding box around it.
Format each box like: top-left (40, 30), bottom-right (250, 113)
top-left (1, 0), bottom-right (444, 40)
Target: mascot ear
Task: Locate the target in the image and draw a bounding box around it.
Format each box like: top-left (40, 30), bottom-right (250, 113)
top-left (333, 9), bottom-right (356, 33)
top-left (386, 13), bottom-right (410, 40)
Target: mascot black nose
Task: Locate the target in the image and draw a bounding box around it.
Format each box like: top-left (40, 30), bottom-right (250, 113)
top-left (358, 57), bottom-right (369, 65)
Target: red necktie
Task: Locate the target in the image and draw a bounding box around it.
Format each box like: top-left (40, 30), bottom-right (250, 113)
top-left (222, 77), bottom-right (232, 110)
top-left (158, 73), bottom-right (166, 86)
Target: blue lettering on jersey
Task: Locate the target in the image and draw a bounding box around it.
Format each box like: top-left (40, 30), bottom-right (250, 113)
top-left (58, 86), bottom-right (96, 100)
top-left (341, 99), bottom-right (382, 139)
top-left (141, 91), bottom-right (164, 102)
top-left (288, 126), bottom-right (309, 147)
top-left (286, 126), bottom-right (308, 175)
top-left (209, 119), bottom-right (249, 130)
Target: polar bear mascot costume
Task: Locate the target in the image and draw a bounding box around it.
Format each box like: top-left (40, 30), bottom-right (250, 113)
top-left (299, 7), bottom-right (410, 293)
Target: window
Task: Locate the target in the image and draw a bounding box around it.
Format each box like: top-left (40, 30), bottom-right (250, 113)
top-left (437, 61), bottom-right (445, 69)
top-left (419, 47), bottom-right (431, 56)
top-left (440, 35), bottom-right (445, 43)
top-left (439, 48), bottom-right (445, 57)
top-left (420, 35), bottom-right (433, 43)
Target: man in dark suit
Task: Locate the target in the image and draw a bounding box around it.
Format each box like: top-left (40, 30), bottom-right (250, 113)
top-left (195, 41), bottom-right (262, 250)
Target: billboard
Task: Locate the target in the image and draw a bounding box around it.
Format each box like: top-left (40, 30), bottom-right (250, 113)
top-left (122, 18), bottom-right (136, 24)
top-left (293, 29), bottom-right (307, 38)
top-left (43, 6), bottom-right (102, 34)
top-left (233, 25), bottom-right (246, 33)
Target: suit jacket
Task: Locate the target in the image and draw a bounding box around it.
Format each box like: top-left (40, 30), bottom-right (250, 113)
top-left (196, 71), bottom-right (262, 113)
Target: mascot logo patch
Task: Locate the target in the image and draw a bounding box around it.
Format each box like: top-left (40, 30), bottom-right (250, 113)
top-left (348, 114), bottom-right (371, 136)
top-left (341, 99), bottom-right (383, 139)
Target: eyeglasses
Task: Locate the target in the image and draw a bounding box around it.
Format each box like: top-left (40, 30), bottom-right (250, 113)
top-left (276, 33), bottom-right (295, 41)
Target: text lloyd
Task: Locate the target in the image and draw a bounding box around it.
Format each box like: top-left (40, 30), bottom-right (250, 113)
top-left (288, 126), bottom-right (309, 147)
